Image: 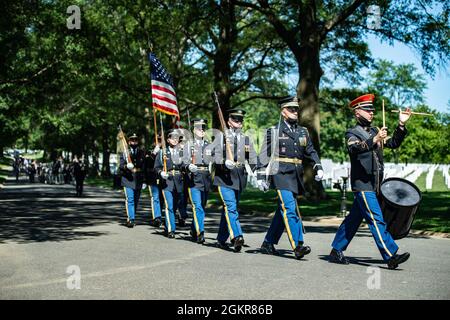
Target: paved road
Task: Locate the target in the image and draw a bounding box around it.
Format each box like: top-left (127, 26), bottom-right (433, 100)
top-left (0, 177), bottom-right (449, 300)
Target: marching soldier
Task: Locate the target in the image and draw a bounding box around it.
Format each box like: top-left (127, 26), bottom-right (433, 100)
top-left (177, 132), bottom-right (189, 227)
top-left (154, 129), bottom-right (187, 238)
top-left (256, 96), bottom-right (324, 259)
top-left (145, 135), bottom-right (163, 227)
top-left (184, 118), bottom-right (213, 244)
top-left (119, 133), bottom-right (146, 228)
top-left (329, 94), bottom-right (412, 269)
top-left (214, 108), bottom-right (258, 252)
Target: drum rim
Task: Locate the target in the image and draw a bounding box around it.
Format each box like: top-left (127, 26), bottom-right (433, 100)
top-left (380, 177), bottom-right (422, 206)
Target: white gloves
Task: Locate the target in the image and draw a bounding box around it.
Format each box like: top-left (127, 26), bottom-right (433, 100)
top-left (399, 107), bottom-right (412, 125)
top-left (152, 145), bottom-right (161, 155)
top-left (126, 163), bottom-right (134, 170)
top-left (257, 180), bottom-right (270, 192)
top-left (188, 164), bottom-right (198, 173)
top-left (142, 183), bottom-right (147, 190)
top-left (225, 160), bottom-right (235, 170)
top-left (160, 171), bottom-right (169, 180)
top-left (315, 169), bottom-right (324, 181)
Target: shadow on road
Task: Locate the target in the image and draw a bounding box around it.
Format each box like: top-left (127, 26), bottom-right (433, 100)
top-left (1, 179), bottom-right (411, 245)
top-left (0, 181), bottom-right (143, 244)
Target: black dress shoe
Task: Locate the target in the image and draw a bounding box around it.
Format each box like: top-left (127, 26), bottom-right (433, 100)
top-left (329, 248), bottom-right (349, 265)
top-left (216, 240), bottom-right (228, 250)
top-left (167, 232), bottom-right (176, 239)
top-left (197, 232), bottom-right (205, 244)
top-left (126, 220), bottom-right (135, 228)
top-left (294, 245), bottom-right (311, 259)
top-left (152, 217), bottom-right (161, 228)
top-left (260, 241), bottom-right (279, 255)
top-left (190, 229), bottom-right (198, 241)
top-left (231, 236), bottom-right (244, 253)
top-left (387, 252), bottom-right (410, 270)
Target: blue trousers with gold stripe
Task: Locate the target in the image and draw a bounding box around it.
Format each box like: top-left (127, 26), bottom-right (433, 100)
top-left (264, 189), bottom-right (304, 249)
top-left (161, 189), bottom-right (183, 233)
top-left (148, 184), bottom-right (161, 220)
top-left (124, 187), bottom-right (141, 221)
top-left (217, 186), bottom-right (243, 242)
top-left (332, 191), bottom-right (398, 261)
top-left (188, 187), bottom-right (208, 236)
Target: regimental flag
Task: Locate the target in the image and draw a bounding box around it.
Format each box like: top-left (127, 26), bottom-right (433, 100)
top-left (149, 53), bottom-right (179, 119)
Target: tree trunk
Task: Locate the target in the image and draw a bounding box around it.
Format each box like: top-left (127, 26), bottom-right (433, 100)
top-left (101, 133), bottom-right (111, 177)
top-left (296, 38), bottom-right (327, 200)
top-left (212, 0), bottom-right (236, 130)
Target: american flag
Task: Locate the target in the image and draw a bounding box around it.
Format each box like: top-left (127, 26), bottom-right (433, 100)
top-left (149, 53), bottom-right (179, 119)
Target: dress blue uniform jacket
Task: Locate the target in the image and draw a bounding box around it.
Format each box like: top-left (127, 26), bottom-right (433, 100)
top-left (154, 146), bottom-right (185, 192)
top-left (120, 148), bottom-right (146, 190)
top-left (213, 130), bottom-right (258, 192)
top-left (144, 150), bottom-right (159, 185)
top-left (184, 139), bottom-right (213, 192)
top-left (257, 121), bottom-right (322, 195)
top-left (346, 124), bottom-right (407, 192)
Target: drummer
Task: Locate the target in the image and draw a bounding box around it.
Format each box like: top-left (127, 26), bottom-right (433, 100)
top-left (328, 94), bottom-right (412, 270)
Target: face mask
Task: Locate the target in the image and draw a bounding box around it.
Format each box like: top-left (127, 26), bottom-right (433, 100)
top-left (287, 118), bottom-right (298, 125)
top-left (130, 144), bottom-right (138, 150)
top-left (356, 115), bottom-right (371, 127)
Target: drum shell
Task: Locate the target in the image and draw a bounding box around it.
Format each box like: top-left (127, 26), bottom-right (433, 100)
top-left (379, 178), bottom-right (421, 240)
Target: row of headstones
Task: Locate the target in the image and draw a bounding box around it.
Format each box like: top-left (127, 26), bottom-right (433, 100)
top-left (441, 165), bottom-right (450, 189)
top-left (321, 159), bottom-right (449, 190)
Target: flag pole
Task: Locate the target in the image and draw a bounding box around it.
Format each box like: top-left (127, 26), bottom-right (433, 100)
top-left (382, 99), bottom-right (385, 149)
top-left (186, 106), bottom-right (191, 132)
top-left (153, 108), bottom-right (158, 145)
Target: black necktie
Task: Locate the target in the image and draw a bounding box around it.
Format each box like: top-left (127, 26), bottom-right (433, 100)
top-left (234, 135), bottom-right (238, 162)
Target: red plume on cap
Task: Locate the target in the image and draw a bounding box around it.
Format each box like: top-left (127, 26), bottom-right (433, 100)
top-left (349, 94), bottom-right (375, 110)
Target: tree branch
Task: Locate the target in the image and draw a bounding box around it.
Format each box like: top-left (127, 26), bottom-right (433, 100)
top-left (233, 94), bottom-right (284, 107)
top-left (183, 30), bottom-right (215, 59)
top-left (0, 61), bottom-right (59, 85)
top-left (231, 45), bottom-right (272, 94)
top-left (321, 0), bottom-right (367, 41)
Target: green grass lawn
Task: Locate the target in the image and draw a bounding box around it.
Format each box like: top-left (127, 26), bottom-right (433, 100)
top-left (85, 175), bottom-right (116, 189)
top-left (206, 188), bottom-right (350, 217)
top-left (0, 157), bottom-right (13, 185)
top-left (21, 150), bottom-right (44, 161)
top-left (412, 191), bottom-right (450, 233)
top-left (206, 187), bottom-right (449, 233)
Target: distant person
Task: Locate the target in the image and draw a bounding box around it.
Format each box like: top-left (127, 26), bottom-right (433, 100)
top-left (13, 158), bottom-right (20, 182)
top-left (73, 156), bottom-right (87, 197)
top-left (29, 160), bottom-right (37, 183)
top-left (328, 94), bottom-right (412, 270)
top-left (57, 156), bottom-right (64, 184)
top-left (51, 160), bottom-right (59, 184)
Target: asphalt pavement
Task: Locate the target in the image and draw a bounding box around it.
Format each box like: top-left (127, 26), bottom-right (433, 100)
top-left (0, 177), bottom-right (449, 299)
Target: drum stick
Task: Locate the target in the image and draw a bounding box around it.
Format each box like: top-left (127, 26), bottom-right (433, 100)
top-left (382, 99), bottom-right (385, 149)
top-left (391, 110), bottom-right (433, 116)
